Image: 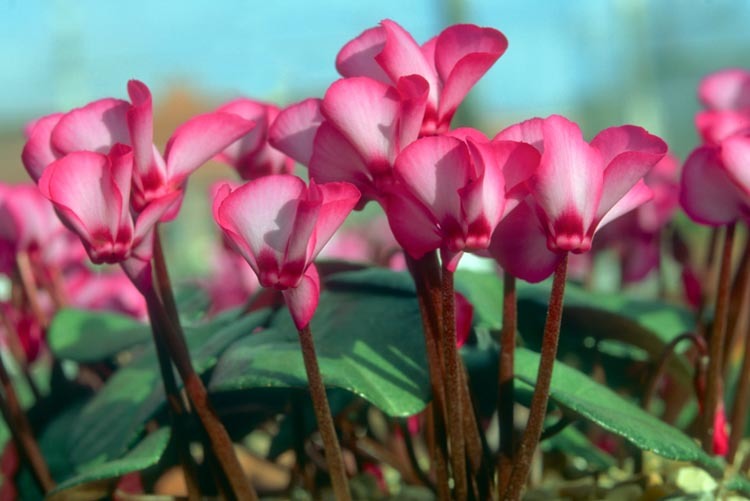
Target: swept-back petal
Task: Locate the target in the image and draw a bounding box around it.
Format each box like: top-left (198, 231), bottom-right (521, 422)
top-left (591, 125), bottom-right (667, 220)
top-left (51, 98), bottom-right (130, 155)
top-left (395, 75), bottom-right (429, 148)
top-left (721, 134), bottom-right (750, 195)
top-left (462, 138), bottom-right (505, 229)
top-left (696, 110), bottom-right (750, 145)
top-left (133, 191), bottom-right (182, 246)
top-left (336, 25), bottom-right (391, 83)
top-left (376, 19), bottom-right (440, 106)
top-left (383, 188), bottom-right (442, 260)
top-left (595, 180), bottom-right (653, 231)
top-left (215, 98), bottom-right (269, 165)
top-left (435, 25), bottom-right (508, 125)
top-left (282, 265), bottom-right (320, 330)
top-left (309, 181), bottom-right (361, 258)
top-left (489, 201), bottom-right (561, 283)
top-left (394, 135), bottom-right (469, 223)
top-left (268, 98), bottom-right (323, 166)
top-left (494, 140), bottom-right (540, 215)
top-left (22, 113), bottom-right (63, 181)
top-left (309, 122), bottom-right (372, 196)
top-left (321, 77), bottom-right (401, 168)
top-left (216, 175), bottom-right (305, 263)
top-left (532, 115), bottom-right (603, 233)
top-left (127, 80), bottom-right (156, 178)
top-left (699, 68), bottom-right (750, 111)
top-left (680, 146), bottom-right (744, 226)
top-left (494, 117), bottom-right (545, 152)
top-left (164, 112), bottom-right (255, 183)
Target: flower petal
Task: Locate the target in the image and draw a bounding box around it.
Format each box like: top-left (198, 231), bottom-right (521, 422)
top-left (591, 125), bottom-right (667, 221)
top-left (699, 68), bottom-right (750, 111)
top-left (434, 24), bottom-right (508, 125)
top-left (595, 180), bottom-right (653, 231)
top-left (282, 264), bottom-right (320, 330)
top-left (383, 187), bottom-right (442, 260)
top-left (493, 140), bottom-right (540, 216)
top-left (309, 122), bottom-right (373, 200)
top-left (164, 112), bottom-right (255, 183)
top-left (126, 80), bottom-right (156, 179)
top-left (21, 113), bottom-right (63, 181)
top-left (309, 181), bottom-right (361, 258)
top-left (215, 98), bottom-right (269, 166)
top-left (336, 25), bottom-right (391, 83)
top-left (489, 201), bottom-right (561, 283)
top-left (696, 110), bottom-right (750, 145)
top-left (720, 134), bottom-right (750, 195)
top-left (51, 98), bottom-right (130, 155)
top-left (268, 98), bottom-right (323, 167)
top-left (494, 117), bottom-right (545, 152)
top-left (395, 75), bottom-right (429, 148)
top-left (680, 146), bottom-right (745, 226)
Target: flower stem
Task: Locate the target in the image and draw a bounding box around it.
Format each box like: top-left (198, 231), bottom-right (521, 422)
top-left (722, 234), bottom-right (750, 372)
top-left (498, 271), bottom-right (517, 496)
top-left (0, 354), bottom-right (55, 493)
top-left (296, 325), bottom-right (351, 501)
top-left (702, 223), bottom-right (735, 453)
top-left (728, 240), bottom-right (750, 462)
top-left (441, 268), bottom-right (468, 500)
top-left (406, 253), bottom-right (450, 498)
top-left (504, 254), bottom-right (568, 501)
top-left (14, 252), bottom-right (48, 328)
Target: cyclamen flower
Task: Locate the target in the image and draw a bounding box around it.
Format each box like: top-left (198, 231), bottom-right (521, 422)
top-left (383, 129), bottom-right (539, 271)
top-left (490, 115), bottom-right (667, 282)
top-left (681, 68), bottom-right (750, 226)
top-left (269, 20), bottom-right (507, 205)
top-left (22, 80), bottom-right (255, 219)
top-left (336, 19), bottom-right (508, 136)
top-left (214, 98), bottom-right (295, 180)
top-left (213, 175), bottom-right (360, 328)
top-left (38, 145), bottom-right (178, 288)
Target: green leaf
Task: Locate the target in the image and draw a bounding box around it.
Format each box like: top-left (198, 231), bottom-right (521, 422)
top-left (66, 308), bottom-right (271, 468)
top-left (47, 427), bottom-right (170, 501)
top-left (514, 347), bottom-right (722, 474)
top-left (48, 308), bottom-right (151, 363)
top-left (210, 268), bottom-right (431, 417)
top-left (724, 474), bottom-right (750, 497)
top-left (455, 270), bottom-right (504, 330)
top-left (542, 424), bottom-right (617, 471)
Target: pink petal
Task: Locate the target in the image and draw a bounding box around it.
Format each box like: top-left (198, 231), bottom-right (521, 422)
top-left (394, 135), bottom-right (469, 224)
top-left (434, 24), bottom-right (508, 126)
top-left (268, 98), bottom-right (323, 167)
top-left (454, 291), bottom-right (473, 349)
top-left (308, 181), bottom-right (361, 258)
top-left (126, 80), bottom-right (156, 179)
top-left (494, 140), bottom-right (540, 214)
top-left (532, 116), bottom-right (603, 234)
top-left (133, 191), bottom-right (182, 246)
top-left (282, 264), bottom-right (320, 330)
top-left (215, 98), bottom-right (270, 166)
top-left (120, 256), bottom-right (153, 295)
top-left (461, 137), bottom-right (506, 229)
top-left (164, 112), bottom-right (255, 183)
top-left (489, 201), bottom-right (562, 283)
top-left (494, 117), bottom-right (545, 152)
top-left (216, 175), bottom-right (306, 265)
top-left (51, 98), bottom-right (130, 155)
top-left (321, 77), bottom-right (401, 168)
top-left (21, 113), bottom-right (63, 181)
top-left (699, 68), bottom-right (750, 111)
top-left (375, 20), bottom-right (440, 107)
top-left (395, 75), bottom-right (430, 148)
top-left (591, 125), bottom-right (667, 221)
top-left (696, 110), bottom-right (750, 145)
top-left (595, 180), bottom-right (653, 231)
top-left (721, 134), bottom-right (750, 195)
top-left (680, 146), bottom-right (745, 226)
top-left (309, 122), bottom-right (373, 200)
top-left (336, 25), bottom-right (391, 83)
top-left (383, 187), bottom-right (442, 260)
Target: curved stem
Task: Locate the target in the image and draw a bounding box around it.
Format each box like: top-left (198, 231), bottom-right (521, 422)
top-left (723, 233), bottom-right (750, 372)
top-left (702, 223), bottom-right (735, 453)
top-left (297, 325), bottom-right (351, 501)
top-left (498, 271), bottom-right (517, 496)
top-left (15, 252), bottom-right (48, 329)
top-left (441, 268), bottom-right (467, 500)
top-left (504, 254), bottom-right (568, 501)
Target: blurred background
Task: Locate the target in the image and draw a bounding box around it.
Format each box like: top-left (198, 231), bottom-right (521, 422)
top-left (1, 0), bottom-right (748, 274)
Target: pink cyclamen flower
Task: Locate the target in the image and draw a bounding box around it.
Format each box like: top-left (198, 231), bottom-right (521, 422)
top-left (681, 69), bottom-right (750, 226)
top-left (22, 80), bottom-right (255, 220)
top-left (38, 145), bottom-right (179, 288)
top-left (214, 98), bottom-right (295, 180)
top-left (213, 175), bottom-right (360, 328)
top-left (336, 19), bottom-right (508, 136)
top-left (384, 128), bottom-right (539, 270)
top-left (490, 115), bottom-right (667, 282)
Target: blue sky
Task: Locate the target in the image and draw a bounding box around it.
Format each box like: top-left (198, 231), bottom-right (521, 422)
top-left (1, 0), bottom-right (748, 146)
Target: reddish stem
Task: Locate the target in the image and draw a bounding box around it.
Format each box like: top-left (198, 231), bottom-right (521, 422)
top-left (504, 254), bottom-right (568, 501)
top-left (728, 241), bottom-right (750, 462)
top-left (723, 234), bottom-right (750, 372)
top-left (702, 223), bottom-right (735, 453)
top-left (297, 325), bottom-right (351, 501)
top-left (14, 252), bottom-right (48, 329)
top-left (497, 271), bottom-right (517, 495)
